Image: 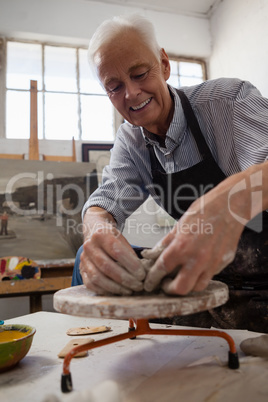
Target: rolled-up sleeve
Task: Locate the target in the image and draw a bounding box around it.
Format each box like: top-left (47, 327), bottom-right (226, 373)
top-left (82, 125), bottom-right (151, 229)
top-left (233, 81), bottom-right (268, 169)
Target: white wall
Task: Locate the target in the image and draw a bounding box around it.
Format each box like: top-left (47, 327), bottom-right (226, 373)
top-left (209, 0), bottom-right (268, 97)
top-left (0, 0), bottom-right (211, 56)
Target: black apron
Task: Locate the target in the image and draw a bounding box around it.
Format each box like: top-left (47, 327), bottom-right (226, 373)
top-left (147, 89), bottom-right (268, 333)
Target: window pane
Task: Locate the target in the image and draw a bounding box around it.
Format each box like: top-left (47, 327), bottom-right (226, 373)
top-left (81, 95), bottom-right (114, 141)
top-left (179, 62), bottom-right (203, 78)
top-left (6, 90), bottom-right (30, 138)
top-left (44, 46), bottom-right (77, 92)
top-left (6, 42), bottom-right (42, 90)
top-left (79, 49), bottom-right (105, 95)
top-left (167, 75), bottom-right (179, 87)
top-left (44, 93), bottom-right (79, 139)
top-left (169, 60), bottom-right (179, 76)
top-left (180, 76), bottom-right (204, 87)
top-left (37, 92), bottom-right (44, 139)
top-left (168, 60), bottom-right (179, 87)
top-left (6, 90), bottom-right (44, 139)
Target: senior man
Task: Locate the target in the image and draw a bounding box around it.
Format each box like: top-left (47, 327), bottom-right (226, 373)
top-left (72, 14), bottom-right (268, 332)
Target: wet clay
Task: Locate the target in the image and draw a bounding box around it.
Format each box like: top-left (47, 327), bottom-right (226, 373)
top-left (240, 335), bottom-right (268, 358)
top-left (139, 245), bottom-right (181, 295)
top-left (140, 245), bottom-right (166, 273)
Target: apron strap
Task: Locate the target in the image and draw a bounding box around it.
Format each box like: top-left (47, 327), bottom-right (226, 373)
top-left (146, 143), bottom-right (165, 173)
top-left (176, 89), bottom-right (212, 159)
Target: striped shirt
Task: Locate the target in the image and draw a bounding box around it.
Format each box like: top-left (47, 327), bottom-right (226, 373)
top-left (83, 78), bottom-right (268, 228)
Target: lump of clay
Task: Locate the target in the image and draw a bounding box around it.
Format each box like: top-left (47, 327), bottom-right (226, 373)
top-left (140, 245), bottom-right (182, 295)
top-left (141, 245), bottom-right (182, 280)
top-left (240, 334), bottom-right (268, 358)
top-left (141, 245), bottom-right (166, 261)
top-left (140, 245), bottom-right (165, 278)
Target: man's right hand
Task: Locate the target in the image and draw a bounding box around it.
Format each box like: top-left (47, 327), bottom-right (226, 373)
top-left (79, 207), bottom-right (146, 295)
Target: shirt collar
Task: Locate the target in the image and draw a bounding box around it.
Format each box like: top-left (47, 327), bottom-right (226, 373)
top-left (142, 85), bottom-right (187, 152)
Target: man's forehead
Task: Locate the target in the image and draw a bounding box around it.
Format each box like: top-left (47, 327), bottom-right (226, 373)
top-left (96, 48), bottom-right (154, 83)
top-left (95, 30), bottom-right (155, 66)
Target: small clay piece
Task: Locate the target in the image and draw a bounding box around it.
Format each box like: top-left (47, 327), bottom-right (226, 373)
top-left (141, 245), bottom-right (166, 261)
top-left (58, 338), bottom-right (94, 358)
top-left (66, 325), bottom-right (111, 336)
top-left (240, 334), bottom-right (268, 358)
top-left (140, 245), bottom-right (166, 277)
top-left (141, 245), bottom-right (182, 289)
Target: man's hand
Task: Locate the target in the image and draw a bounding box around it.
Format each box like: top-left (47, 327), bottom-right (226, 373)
top-left (80, 207), bottom-right (146, 295)
top-left (144, 163), bottom-right (268, 295)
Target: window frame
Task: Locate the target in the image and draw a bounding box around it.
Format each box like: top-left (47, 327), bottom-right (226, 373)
top-left (167, 54), bottom-right (208, 85)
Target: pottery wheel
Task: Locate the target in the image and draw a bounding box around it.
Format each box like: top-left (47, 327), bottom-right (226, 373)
top-left (53, 280), bottom-right (228, 320)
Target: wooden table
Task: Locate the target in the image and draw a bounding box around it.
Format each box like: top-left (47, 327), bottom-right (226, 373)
top-left (1, 311), bottom-right (268, 402)
top-left (0, 258), bottom-right (74, 313)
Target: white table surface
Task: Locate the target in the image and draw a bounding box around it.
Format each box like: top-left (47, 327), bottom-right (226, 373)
top-left (1, 311), bottom-right (268, 402)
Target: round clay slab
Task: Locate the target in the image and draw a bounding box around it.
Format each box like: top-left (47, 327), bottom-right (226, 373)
top-left (53, 281), bottom-right (228, 320)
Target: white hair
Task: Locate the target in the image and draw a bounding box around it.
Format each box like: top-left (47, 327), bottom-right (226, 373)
top-left (88, 14), bottom-right (161, 72)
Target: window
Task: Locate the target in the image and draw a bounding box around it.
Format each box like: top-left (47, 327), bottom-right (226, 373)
top-left (4, 40), bottom-right (206, 141)
top-left (5, 41), bottom-right (114, 141)
top-left (167, 57), bottom-right (207, 87)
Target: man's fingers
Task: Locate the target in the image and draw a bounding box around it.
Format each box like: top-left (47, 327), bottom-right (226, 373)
top-left (143, 252), bottom-right (169, 292)
top-left (192, 273), bottom-right (211, 292)
top-left (161, 271), bottom-right (211, 295)
top-left (112, 241), bottom-right (146, 281)
top-left (160, 277), bottom-right (173, 294)
top-left (141, 235), bottom-right (175, 291)
top-left (141, 230), bottom-right (176, 260)
top-left (143, 241), bottom-right (210, 294)
top-left (81, 271), bottom-right (111, 295)
top-left (81, 268), bottom-right (133, 296)
top-left (82, 249), bottom-right (144, 292)
top-left (88, 230), bottom-right (146, 281)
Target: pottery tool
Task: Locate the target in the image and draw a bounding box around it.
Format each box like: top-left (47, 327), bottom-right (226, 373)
top-left (66, 325), bottom-right (111, 336)
top-left (53, 280), bottom-right (240, 393)
top-left (58, 338), bottom-right (94, 358)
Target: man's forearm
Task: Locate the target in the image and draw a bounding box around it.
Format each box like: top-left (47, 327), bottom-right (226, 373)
top-left (82, 206), bottom-right (117, 241)
top-left (231, 161), bottom-right (268, 220)
top-left (207, 160), bottom-right (268, 226)
top-left (246, 160), bottom-right (268, 215)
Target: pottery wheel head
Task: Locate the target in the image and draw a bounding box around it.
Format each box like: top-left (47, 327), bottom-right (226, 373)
top-left (53, 280), bottom-right (229, 320)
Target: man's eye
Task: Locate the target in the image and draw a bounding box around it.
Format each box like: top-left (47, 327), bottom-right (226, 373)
top-left (134, 71), bottom-right (148, 80)
top-left (108, 85), bottom-right (121, 94)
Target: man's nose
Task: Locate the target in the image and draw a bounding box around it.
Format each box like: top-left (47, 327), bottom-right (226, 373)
top-left (125, 81), bottom-right (141, 99)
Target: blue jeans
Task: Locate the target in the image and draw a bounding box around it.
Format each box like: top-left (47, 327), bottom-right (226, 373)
top-left (71, 245), bottom-right (146, 286)
top-left (71, 245), bottom-right (84, 286)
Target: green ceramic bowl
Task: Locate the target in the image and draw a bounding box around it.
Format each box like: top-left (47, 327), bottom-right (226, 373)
top-left (0, 324), bottom-right (36, 372)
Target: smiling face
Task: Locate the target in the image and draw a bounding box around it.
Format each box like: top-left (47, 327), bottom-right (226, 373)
top-left (94, 30), bottom-right (174, 137)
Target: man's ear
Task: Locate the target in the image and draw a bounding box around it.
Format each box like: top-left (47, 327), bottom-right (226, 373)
top-left (160, 48), bottom-right (170, 81)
